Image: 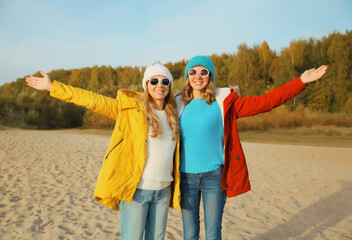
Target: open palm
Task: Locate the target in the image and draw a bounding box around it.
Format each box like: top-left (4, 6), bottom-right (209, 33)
top-left (26, 71), bottom-right (53, 91)
top-left (300, 65), bottom-right (328, 84)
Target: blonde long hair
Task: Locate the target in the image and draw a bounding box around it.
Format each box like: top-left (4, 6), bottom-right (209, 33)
top-left (181, 75), bottom-right (215, 105)
top-left (142, 87), bottom-right (180, 140)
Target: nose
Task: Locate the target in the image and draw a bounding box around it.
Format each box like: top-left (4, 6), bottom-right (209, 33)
top-left (156, 81), bottom-right (164, 87)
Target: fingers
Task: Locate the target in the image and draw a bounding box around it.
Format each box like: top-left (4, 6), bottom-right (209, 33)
top-left (317, 65), bottom-right (328, 71)
top-left (27, 82), bottom-right (37, 89)
top-left (26, 71), bottom-right (48, 81)
top-left (311, 65), bottom-right (327, 80)
top-left (26, 80), bottom-right (38, 89)
top-left (26, 76), bottom-right (40, 81)
top-left (317, 65), bottom-right (327, 70)
top-left (315, 65), bottom-right (327, 72)
top-left (26, 79), bottom-right (38, 89)
top-left (315, 65), bottom-right (327, 76)
top-left (301, 65), bottom-right (328, 83)
top-left (25, 78), bottom-right (37, 84)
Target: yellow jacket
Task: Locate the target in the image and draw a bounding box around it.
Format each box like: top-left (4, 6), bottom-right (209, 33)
top-left (50, 81), bottom-right (181, 210)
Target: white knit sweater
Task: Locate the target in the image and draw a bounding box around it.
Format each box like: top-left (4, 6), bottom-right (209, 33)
top-left (137, 110), bottom-right (176, 190)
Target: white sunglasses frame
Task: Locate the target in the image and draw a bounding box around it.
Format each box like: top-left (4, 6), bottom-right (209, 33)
top-left (148, 78), bottom-right (170, 86)
top-left (188, 68), bottom-right (210, 78)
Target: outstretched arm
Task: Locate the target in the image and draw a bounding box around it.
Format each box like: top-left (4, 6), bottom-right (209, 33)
top-left (233, 65), bottom-right (328, 118)
top-left (26, 71), bottom-right (119, 120)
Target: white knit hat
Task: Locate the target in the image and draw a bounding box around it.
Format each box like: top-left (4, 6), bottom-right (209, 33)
top-left (142, 63), bottom-right (173, 90)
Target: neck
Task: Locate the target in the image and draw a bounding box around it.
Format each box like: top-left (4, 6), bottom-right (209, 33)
top-left (154, 100), bottom-right (164, 110)
top-left (193, 89), bottom-right (204, 99)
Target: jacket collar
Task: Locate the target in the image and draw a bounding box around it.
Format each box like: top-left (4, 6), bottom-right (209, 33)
top-left (176, 94), bottom-right (185, 117)
top-left (223, 90), bottom-right (238, 117)
top-left (215, 88), bottom-right (232, 121)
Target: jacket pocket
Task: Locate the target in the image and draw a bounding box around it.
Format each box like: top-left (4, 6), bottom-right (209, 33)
top-left (105, 138), bottom-right (123, 160)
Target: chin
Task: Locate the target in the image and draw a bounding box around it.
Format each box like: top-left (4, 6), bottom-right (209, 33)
top-left (192, 85), bottom-right (206, 91)
top-left (152, 95), bottom-right (167, 100)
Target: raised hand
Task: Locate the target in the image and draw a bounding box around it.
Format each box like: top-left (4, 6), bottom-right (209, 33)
top-left (300, 65), bottom-right (328, 84)
top-left (26, 71), bottom-right (53, 91)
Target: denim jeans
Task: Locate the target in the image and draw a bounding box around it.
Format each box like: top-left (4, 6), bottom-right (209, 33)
top-left (119, 185), bottom-right (171, 240)
top-left (180, 166), bottom-right (227, 240)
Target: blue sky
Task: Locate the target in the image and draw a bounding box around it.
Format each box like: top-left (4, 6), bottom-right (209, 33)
top-left (0, 0), bottom-right (351, 85)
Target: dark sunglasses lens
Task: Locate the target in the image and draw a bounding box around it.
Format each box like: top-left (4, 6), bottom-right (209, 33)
top-left (189, 69), bottom-right (197, 76)
top-left (150, 78), bottom-right (158, 85)
top-left (162, 79), bottom-right (170, 86)
top-left (200, 69), bottom-right (209, 77)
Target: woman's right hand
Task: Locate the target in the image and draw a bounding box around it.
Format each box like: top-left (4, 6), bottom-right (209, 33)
top-left (26, 71), bottom-right (53, 91)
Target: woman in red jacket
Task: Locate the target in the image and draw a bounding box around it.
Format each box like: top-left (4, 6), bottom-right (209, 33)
top-left (176, 55), bottom-right (327, 240)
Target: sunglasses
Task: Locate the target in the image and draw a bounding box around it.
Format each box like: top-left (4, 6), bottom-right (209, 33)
top-left (188, 68), bottom-right (209, 78)
top-left (148, 78), bottom-right (170, 86)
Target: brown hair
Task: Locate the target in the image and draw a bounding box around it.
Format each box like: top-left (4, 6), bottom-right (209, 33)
top-left (142, 86), bottom-right (180, 140)
top-left (181, 75), bottom-right (215, 105)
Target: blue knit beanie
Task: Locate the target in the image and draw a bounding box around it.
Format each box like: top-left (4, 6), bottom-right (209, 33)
top-left (185, 55), bottom-right (215, 82)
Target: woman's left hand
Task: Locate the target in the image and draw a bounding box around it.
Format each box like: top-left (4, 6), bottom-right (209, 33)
top-left (300, 65), bottom-right (328, 84)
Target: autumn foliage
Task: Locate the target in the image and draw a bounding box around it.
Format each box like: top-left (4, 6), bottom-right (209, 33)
top-left (0, 31), bottom-right (351, 130)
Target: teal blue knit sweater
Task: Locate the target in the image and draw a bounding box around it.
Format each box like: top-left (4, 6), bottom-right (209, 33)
top-left (180, 98), bottom-right (224, 173)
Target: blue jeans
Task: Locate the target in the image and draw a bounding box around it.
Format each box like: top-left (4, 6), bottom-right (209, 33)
top-left (119, 185), bottom-right (171, 240)
top-left (180, 166), bottom-right (227, 240)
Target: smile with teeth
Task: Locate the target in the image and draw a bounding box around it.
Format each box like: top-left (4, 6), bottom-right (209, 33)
top-left (193, 80), bottom-right (204, 85)
top-left (155, 90), bottom-right (165, 94)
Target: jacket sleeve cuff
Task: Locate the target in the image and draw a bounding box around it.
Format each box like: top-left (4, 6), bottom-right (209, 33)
top-left (295, 77), bottom-right (306, 91)
top-left (50, 80), bottom-right (67, 100)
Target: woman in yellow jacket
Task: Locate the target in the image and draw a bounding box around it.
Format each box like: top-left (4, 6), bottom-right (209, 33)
top-left (26, 63), bottom-right (181, 240)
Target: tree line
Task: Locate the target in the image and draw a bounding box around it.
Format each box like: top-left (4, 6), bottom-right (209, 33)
top-left (0, 30), bottom-right (351, 129)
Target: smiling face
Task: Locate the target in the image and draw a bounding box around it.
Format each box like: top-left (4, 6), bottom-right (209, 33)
top-left (147, 75), bottom-right (170, 102)
top-left (188, 66), bottom-right (210, 92)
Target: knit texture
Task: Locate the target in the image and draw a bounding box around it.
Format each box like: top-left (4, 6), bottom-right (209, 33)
top-left (180, 98), bottom-right (224, 173)
top-left (142, 63), bottom-right (174, 90)
top-left (185, 55), bottom-right (215, 82)
top-left (137, 110), bottom-right (176, 190)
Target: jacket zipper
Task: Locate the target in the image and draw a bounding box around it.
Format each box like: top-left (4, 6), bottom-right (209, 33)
top-left (105, 138), bottom-right (123, 159)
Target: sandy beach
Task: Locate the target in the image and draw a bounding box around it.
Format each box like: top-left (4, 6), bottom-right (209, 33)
top-left (0, 128), bottom-right (351, 240)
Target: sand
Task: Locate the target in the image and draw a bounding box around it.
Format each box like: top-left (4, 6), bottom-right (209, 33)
top-left (0, 128), bottom-right (351, 240)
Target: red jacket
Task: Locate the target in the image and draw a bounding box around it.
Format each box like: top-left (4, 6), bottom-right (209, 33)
top-left (176, 77), bottom-right (306, 198)
top-left (222, 77), bottom-right (306, 197)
